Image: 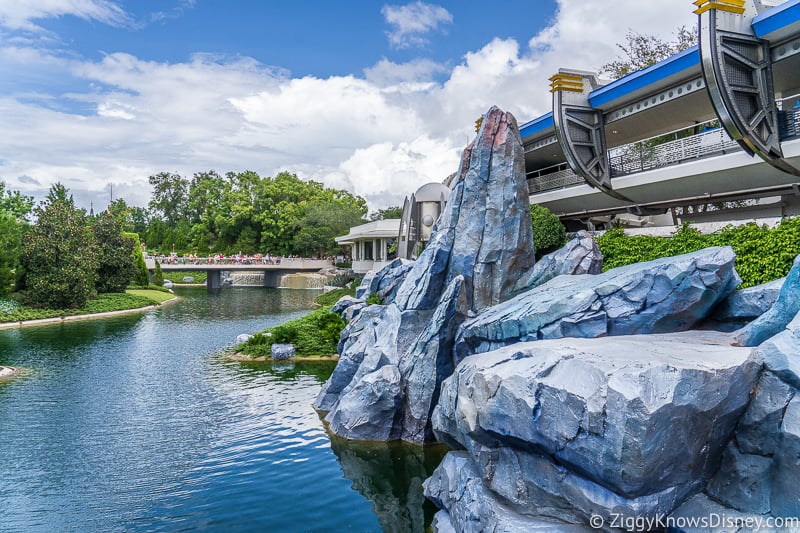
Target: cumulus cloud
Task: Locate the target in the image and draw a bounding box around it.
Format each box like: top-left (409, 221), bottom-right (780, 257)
top-left (381, 1), bottom-right (453, 48)
top-left (0, 0), bottom-right (132, 31)
top-left (0, 0), bottom-right (696, 211)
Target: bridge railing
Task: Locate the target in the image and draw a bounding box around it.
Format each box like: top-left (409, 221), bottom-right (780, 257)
top-left (526, 162), bottom-right (583, 194)
top-left (778, 104), bottom-right (800, 141)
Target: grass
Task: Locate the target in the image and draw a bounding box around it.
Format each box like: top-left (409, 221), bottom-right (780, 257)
top-left (0, 289), bottom-right (175, 323)
top-left (315, 286), bottom-right (356, 306)
top-left (239, 304), bottom-right (345, 358)
top-left (162, 271), bottom-right (207, 284)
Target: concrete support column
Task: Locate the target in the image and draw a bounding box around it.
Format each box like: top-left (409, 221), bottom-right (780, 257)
top-left (263, 270), bottom-right (282, 288)
top-left (207, 270), bottom-right (221, 291)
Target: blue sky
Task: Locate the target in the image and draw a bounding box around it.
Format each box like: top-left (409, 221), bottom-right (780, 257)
top-left (0, 0), bottom-right (694, 211)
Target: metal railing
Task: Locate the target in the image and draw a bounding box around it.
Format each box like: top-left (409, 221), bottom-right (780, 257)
top-left (779, 106), bottom-right (800, 141)
top-left (526, 162), bottom-right (582, 194)
top-left (608, 119), bottom-right (740, 177)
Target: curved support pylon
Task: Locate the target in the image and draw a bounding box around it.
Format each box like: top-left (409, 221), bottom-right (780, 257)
top-left (550, 71), bottom-right (633, 203)
top-left (697, 0), bottom-right (800, 177)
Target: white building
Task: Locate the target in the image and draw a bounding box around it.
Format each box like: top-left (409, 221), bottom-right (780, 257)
top-left (335, 219), bottom-right (401, 274)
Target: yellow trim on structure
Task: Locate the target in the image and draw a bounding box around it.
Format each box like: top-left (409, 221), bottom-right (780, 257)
top-left (693, 0), bottom-right (746, 15)
top-left (549, 73), bottom-right (585, 93)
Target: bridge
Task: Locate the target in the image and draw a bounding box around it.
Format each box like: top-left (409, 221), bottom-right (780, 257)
top-left (521, 0), bottom-right (800, 228)
top-left (145, 259), bottom-right (332, 290)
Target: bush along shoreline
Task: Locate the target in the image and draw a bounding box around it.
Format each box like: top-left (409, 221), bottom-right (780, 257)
top-left (237, 286), bottom-right (356, 359)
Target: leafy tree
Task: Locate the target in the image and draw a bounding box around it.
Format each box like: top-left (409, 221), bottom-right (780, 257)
top-left (148, 172), bottom-right (189, 230)
top-left (93, 211), bottom-right (136, 293)
top-left (369, 206), bottom-right (403, 221)
top-left (152, 260), bottom-right (164, 286)
top-left (0, 182), bottom-right (32, 296)
top-left (531, 204), bottom-right (567, 259)
top-left (21, 183), bottom-right (97, 309)
top-left (125, 232), bottom-right (151, 287)
top-left (293, 201), bottom-right (365, 257)
top-left (601, 25), bottom-right (697, 79)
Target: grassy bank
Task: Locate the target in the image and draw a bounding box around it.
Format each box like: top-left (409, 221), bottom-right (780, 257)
top-left (238, 287), bottom-right (357, 358)
top-left (0, 289), bottom-right (175, 323)
top-left (162, 271), bottom-right (207, 284)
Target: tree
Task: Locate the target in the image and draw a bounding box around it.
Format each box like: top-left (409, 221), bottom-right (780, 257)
top-left (531, 204), bottom-right (566, 260)
top-left (0, 182), bottom-right (32, 296)
top-left (292, 201), bottom-right (366, 258)
top-left (601, 25), bottom-right (697, 79)
top-left (93, 211), bottom-right (136, 293)
top-left (21, 183), bottom-right (97, 309)
top-left (369, 206), bottom-right (403, 221)
top-left (148, 172), bottom-right (189, 229)
top-left (125, 232), bottom-right (150, 287)
top-left (152, 261), bottom-right (164, 287)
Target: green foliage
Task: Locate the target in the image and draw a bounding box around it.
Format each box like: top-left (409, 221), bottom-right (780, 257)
top-left (365, 293), bottom-right (381, 305)
top-left (93, 211), bottom-right (136, 293)
top-left (328, 272), bottom-right (355, 288)
top-left (240, 305), bottom-right (346, 357)
top-left (601, 25), bottom-right (697, 79)
top-left (0, 291), bottom-right (164, 323)
top-left (125, 232), bottom-right (151, 287)
top-left (20, 184), bottom-right (97, 309)
top-left (161, 271), bottom-right (207, 284)
top-left (369, 206), bottom-right (403, 221)
top-left (315, 286), bottom-right (357, 306)
top-left (152, 261), bottom-right (164, 286)
top-left (0, 212), bottom-right (23, 296)
top-left (530, 204), bottom-right (567, 259)
top-left (596, 218), bottom-right (800, 288)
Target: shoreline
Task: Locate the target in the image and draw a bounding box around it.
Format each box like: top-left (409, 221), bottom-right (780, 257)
top-left (227, 352), bottom-right (338, 363)
top-left (0, 296), bottom-right (181, 330)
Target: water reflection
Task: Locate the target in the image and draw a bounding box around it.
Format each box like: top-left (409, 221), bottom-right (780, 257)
top-left (328, 435), bottom-right (449, 533)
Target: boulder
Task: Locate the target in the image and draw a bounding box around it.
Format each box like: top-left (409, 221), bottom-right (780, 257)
top-left (368, 258), bottom-right (414, 304)
top-left (355, 271), bottom-right (376, 299)
top-left (752, 310), bottom-right (800, 390)
top-left (734, 253), bottom-right (800, 347)
top-left (668, 493), bottom-right (764, 533)
top-left (706, 443), bottom-right (773, 514)
top-left (771, 395), bottom-right (800, 517)
top-left (455, 246), bottom-right (740, 359)
top-left (423, 451), bottom-right (596, 532)
top-left (432, 331), bottom-right (759, 523)
top-left (270, 343), bottom-right (296, 360)
top-left (514, 230), bottom-right (602, 293)
top-left (331, 295), bottom-right (364, 316)
top-left (235, 333), bottom-right (252, 344)
top-left (735, 370), bottom-right (795, 456)
top-left (711, 277), bottom-right (784, 322)
top-left (342, 302), bottom-right (366, 322)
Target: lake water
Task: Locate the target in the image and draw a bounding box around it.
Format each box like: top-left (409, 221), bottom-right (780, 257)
top-left (0, 287), bottom-right (445, 532)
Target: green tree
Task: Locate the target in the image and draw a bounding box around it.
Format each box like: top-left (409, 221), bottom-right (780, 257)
top-left (125, 232), bottom-right (151, 287)
top-left (148, 172), bottom-right (189, 230)
top-left (21, 183), bottom-right (97, 309)
top-left (601, 25), bottom-right (697, 79)
top-left (93, 211), bottom-right (136, 293)
top-left (369, 206), bottom-right (403, 221)
top-left (0, 182), bottom-right (32, 296)
top-left (531, 204), bottom-right (567, 259)
top-left (152, 260), bottom-right (164, 286)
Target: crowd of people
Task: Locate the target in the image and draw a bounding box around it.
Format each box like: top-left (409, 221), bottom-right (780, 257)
top-left (147, 253), bottom-right (336, 265)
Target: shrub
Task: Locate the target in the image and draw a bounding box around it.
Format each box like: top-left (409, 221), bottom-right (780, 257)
top-left (596, 218), bottom-right (800, 288)
top-left (531, 204), bottom-right (567, 259)
top-left (152, 261), bottom-right (164, 287)
top-left (240, 305), bottom-right (346, 357)
top-left (315, 286), bottom-right (357, 306)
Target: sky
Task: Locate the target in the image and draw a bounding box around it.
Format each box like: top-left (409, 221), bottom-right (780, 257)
top-left (0, 0), bottom-right (696, 213)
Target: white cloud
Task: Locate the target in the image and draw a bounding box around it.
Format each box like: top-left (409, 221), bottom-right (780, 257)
top-left (0, 0), bottom-right (697, 211)
top-left (0, 0), bottom-right (131, 31)
top-left (381, 1), bottom-right (453, 48)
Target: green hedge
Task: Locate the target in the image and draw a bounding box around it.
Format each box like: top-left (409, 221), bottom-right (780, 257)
top-left (315, 286), bottom-right (356, 306)
top-left (240, 305), bottom-right (345, 357)
top-left (596, 218), bottom-right (800, 288)
top-left (0, 292), bottom-right (162, 323)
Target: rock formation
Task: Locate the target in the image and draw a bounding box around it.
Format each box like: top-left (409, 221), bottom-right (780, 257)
top-left (315, 106), bottom-right (535, 444)
top-left (513, 229), bottom-right (603, 293)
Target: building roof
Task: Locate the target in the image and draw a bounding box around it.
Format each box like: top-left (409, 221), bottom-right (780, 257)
top-left (335, 218), bottom-right (401, 245)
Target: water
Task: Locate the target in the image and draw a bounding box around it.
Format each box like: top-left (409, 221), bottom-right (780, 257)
top-left (0, 287), bottom-right (445, 532)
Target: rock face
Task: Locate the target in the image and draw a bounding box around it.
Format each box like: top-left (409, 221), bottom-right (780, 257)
top-left (429, 331), bottom-right (760, 529)
top-left (270, 343), bottom-right (295, 360)
top-left (455, 247), bottom-right (740, 360)
top-left (314, 107), bottom-right (536, 444)
top-left (711, 277), bottom-right (784, 322)
top-left (514, 230), bottom-right (602, 292)
top-left (734, 253), bottom-right (800, 346)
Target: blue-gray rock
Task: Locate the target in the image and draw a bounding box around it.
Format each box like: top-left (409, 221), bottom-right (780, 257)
top-left (316, 107), bottom-right (536, 444)
top-left (423, 451), bottom-right (596, 532)
top-left (324, 364), bottom-right (402, 441)
top-left (331, 295), bottom-right (364, 316)
top-left (368, 258), bottom-right (414, 304)
top-left (772, 395), bottom-right (800, 517)
top-left (706, 443), bottom-right (773, 514)
top-left (432, 331), bottom-right (758, 523)
top-left (455, 246), bottom-right (740, 359)
top-left (668, 494), bottom-right (764, 533)
top-left (735, 370), bottom-right (795, 456)
top-left (393, 107), bottom-right (535, 313)
top-left (235, 333), bottom-right (252, 344)
top-left (270, 343), bottom-right (296, 360)
top-left (355, 271), bottom-right (376, 299)
top-left (734, 253), bottom-right (800, 347)
top-left (182, 275), bottom-right (194, 282)
top-left (752, 310), bottom-right (800, 390)
top-left (712, 277), bottom-right (784, 322)
top-left (399, 276), bottom-right (467, 443)
top-left (342, 302), bottom-right (366, 322)
top-left (514, 230), bottom-right (602, 293)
